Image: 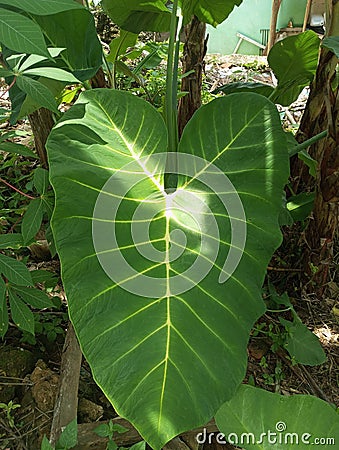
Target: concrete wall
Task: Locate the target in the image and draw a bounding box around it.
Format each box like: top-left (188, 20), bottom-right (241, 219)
top-left (207, 0), bottom-right (308, 55)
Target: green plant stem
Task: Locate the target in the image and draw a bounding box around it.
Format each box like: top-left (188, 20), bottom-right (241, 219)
top-left (103, 54), bottom-right (114, 89)
top-left (171, 20), bottom-right (182, 148)
top-left (164, 1), bottom-right (182, 191)
top-left (165, 0), bottom-right (179, 155)
top-left (290, 130), bottom-right (328, 156)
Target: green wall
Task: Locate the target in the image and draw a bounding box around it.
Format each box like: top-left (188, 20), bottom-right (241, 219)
top-left (207, 0), bottom-right (307, 55)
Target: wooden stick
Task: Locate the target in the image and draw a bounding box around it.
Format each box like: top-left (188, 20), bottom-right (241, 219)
top-left (74, 419), bottom-right (218, 450)
top-left (266, 0), bottom-right (282, 54)
top-left (49, 322), bottom-right (82, 446)
top-left (303, 0), bottom-right (313, 32)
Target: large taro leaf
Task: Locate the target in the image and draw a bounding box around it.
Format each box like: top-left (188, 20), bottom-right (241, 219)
top-left (180, 0), bottom-right (243, 26)
top-left (0, 0), bottom-right (84, 15)
top-left (268, 31), bottom-right (320, 106)
top-left (47, 90), bottom-right (289, 449)
top-left (215, 385), bottom-right (339, 449)
top-left (102, 0), bottom-right (171, 33)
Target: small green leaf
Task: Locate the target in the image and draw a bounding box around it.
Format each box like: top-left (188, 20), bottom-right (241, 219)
top-left (45, 225), bottom-right (56, 257)
top-left (280, 317), bottom-right (326, 366)
top-left (286, 192), bottom-right (315, 222)
top-left (17, 75), bottom-right (58, 113)
top-left (58, 87), bottom-right (81, 104)
top-left (268, 31), bottom-right (320, 106)
top-left (115, 60), bottom-right (142, 84)
top-left (0, 283), bottom-right (9, 337)
top-left (0, 141), bottom-right (36, 157)
top-left (94, 423), bottom-right (110, 438)
top-left (0, 254), bottom-right (33, 286)
top-left (0, 0), bottom-right (84, 15)
top-left (107, 441), bottom-right (118, 450)
top-left (298, 150), bottom-right (317, 177)
top-left (285, 131), bottom-right (299, 156)
top-left (18, 54), bottom-right (49, 72)
top-left (22, 198), bottom-right (44, 244)
top-left (112, 423), bottom-right (129, 434)
top-left (0, 234), bottom-right (24, 249)
top-left (107, 30), bottom-right (138, 63)
top-left (18, 77), bottom-right (64, 119)
top-left (322, 36), bottom-right (339, 57)
top-left (41, 436), bottom-right (54, 450)
top-left (34, 167), bottom-right (50, 195)
top-left (11, 285), bottom-right (53, 309)
top-left (56, 418), bottom-right (77, 449)
top-left (0, 68), bottom-right (14, 77)
top-left (267, 283), bottom-right (292, 308)
top-left (216, 385), bottom-right (339, 450)
top-left (6, 53), bottom-right (26, 70)
top-left (16, 76), bottom-right (59, 113)
top-left (23, 67), bottom-right (80, 83)
top-left (31, 270), bottom-right (57, 286)
top-left (129, 442), bottom-right (146, 450)
top-left (0, 8), bottom-right (49, 57)
top-left (0, 276), bottom-right (5, 308)
top-left (8, 288), bottom-right (34, 334)
top-left (48, 47), bottom-right (66, 58)
top-left (213, 81), bottom-right (274, 98)
top-left (42, 194), bottom-right (54, 220)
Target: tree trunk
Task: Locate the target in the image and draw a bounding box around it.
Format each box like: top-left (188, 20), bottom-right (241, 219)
top-left (28, 108), bottom-right (55, 168)
top-left (178, 15), bottom-right (207, 137)
top-left (266, 0), bottom-right (282, 55)
top-left (294, 0), bottom-right (339, 292)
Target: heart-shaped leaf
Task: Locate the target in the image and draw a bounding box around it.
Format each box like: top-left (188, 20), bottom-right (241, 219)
top-left (102, 0), bottom-right (171, 33)
top-left (215, 385), bottom-right (339, 449)
top-left (279, 316), bottom-right (326, 365)
top-left (213, 81), bottom-right (274, 98)
top-left (180, 0), bottom-right (243, 26)
top-left (322, 36), bottom-right (339, 57)
top-left (47, 90), bottom-right (288, 448)
top-left (269, 31), bottom-right (320, 106)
